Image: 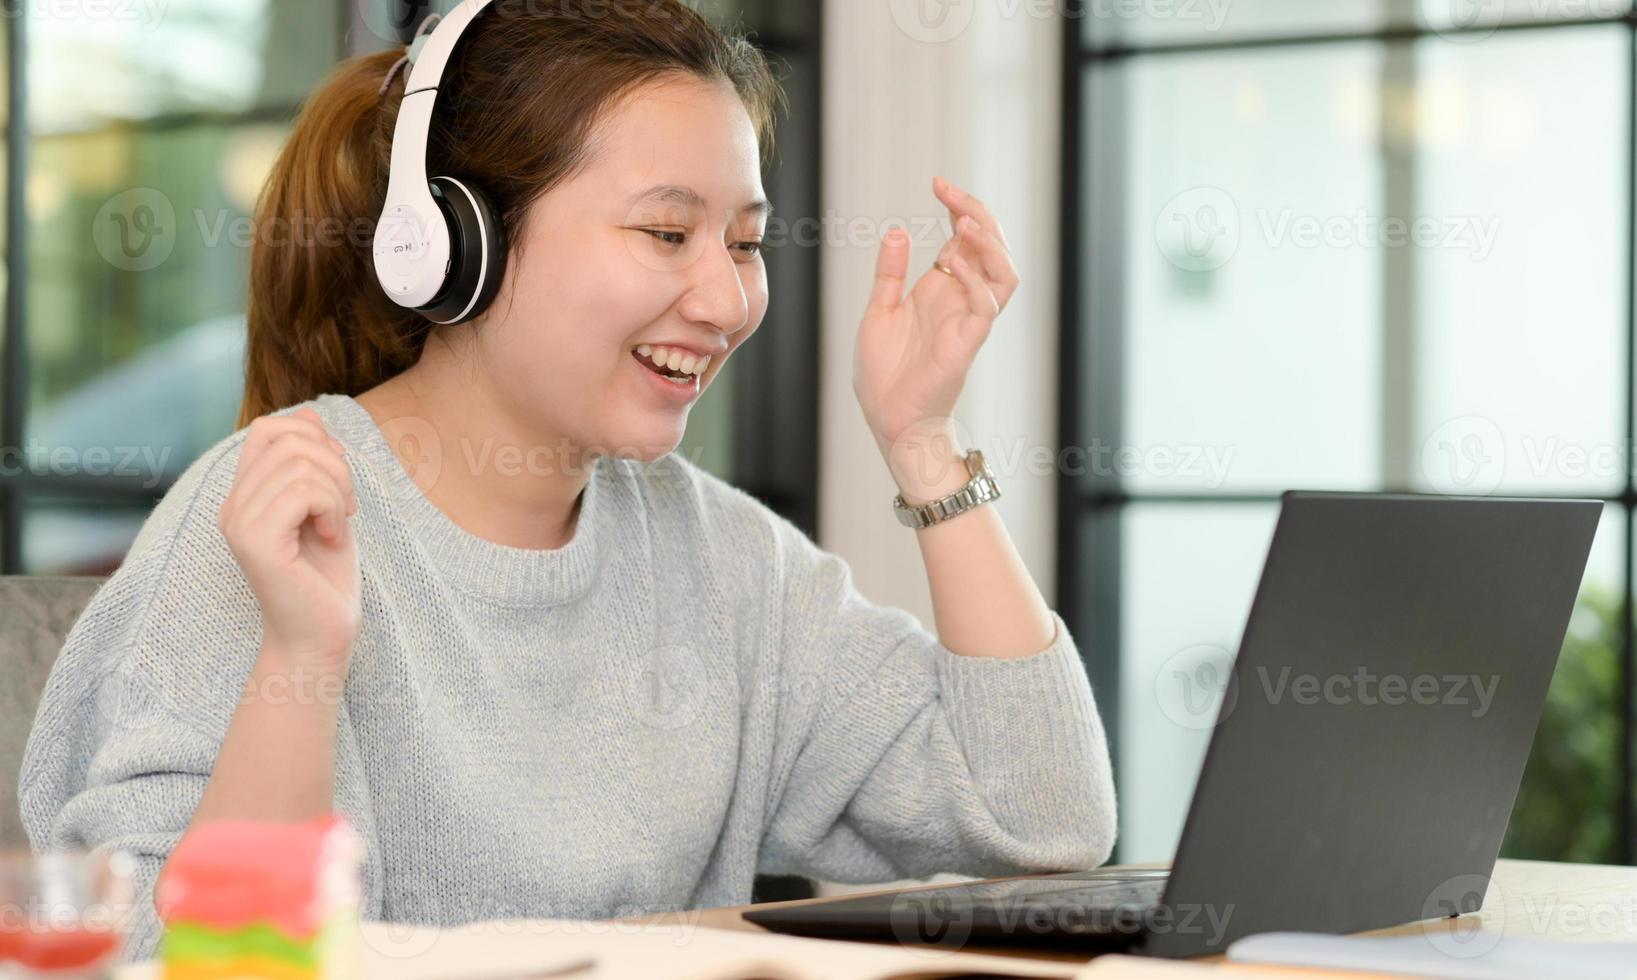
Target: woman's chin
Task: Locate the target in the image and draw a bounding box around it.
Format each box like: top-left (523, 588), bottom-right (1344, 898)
top-left (597, 417), bottom-right (687, 463)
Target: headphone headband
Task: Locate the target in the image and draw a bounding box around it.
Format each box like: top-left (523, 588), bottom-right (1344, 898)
top-left (373, 0), bottom-right (504, 323)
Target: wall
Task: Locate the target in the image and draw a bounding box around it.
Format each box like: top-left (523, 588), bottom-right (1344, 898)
top-left (820, 0), bottom-right (1065, 622)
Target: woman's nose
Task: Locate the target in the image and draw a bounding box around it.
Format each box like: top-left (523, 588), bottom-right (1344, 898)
top-left (679, 245), bottom-right (752, 335)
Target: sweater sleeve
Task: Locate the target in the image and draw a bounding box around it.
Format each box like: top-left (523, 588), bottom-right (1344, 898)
top-left (754, 515), bottom-right (1118, 885)
top-left (16, 442), bottom-right (383, 964)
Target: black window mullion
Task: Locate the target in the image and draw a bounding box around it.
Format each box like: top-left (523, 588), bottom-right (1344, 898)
top-left (1080, 11), bottom-right (1636, 62)
top-left (1619, 14), bottom-right (1637, 867)
top-left (2, 1), bottom-right (28, 576)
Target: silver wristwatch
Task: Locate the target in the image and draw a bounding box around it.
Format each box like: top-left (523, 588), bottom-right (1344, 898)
top-left (892, 449), bottom-right (1001, 529)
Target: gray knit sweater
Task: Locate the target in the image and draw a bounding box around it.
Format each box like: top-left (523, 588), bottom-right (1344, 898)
top-left (18, 393), bottom-right (1117, 963)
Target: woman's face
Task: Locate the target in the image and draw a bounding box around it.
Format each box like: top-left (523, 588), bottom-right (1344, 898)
top-left (471, 74), bottom-right (770, 463)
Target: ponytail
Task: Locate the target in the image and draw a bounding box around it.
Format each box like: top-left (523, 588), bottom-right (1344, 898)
top-left (239, 50), bottom-right (424, 427)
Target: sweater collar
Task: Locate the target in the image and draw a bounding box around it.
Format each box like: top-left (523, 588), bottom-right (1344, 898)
top-left (315, 393), bottom-right (610, 608)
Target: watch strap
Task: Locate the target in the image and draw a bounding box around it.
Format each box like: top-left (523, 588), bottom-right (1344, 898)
top-left (893, 450), bottom-right (1001, 529)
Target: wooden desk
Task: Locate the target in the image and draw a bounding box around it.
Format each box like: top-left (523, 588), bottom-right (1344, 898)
top-left (634, 858), bottom-right (1637, 967)
top-left (113, 859), bottom-right (1636, 978)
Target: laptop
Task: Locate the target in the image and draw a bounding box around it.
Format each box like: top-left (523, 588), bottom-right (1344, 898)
top-left (744, 491), bottom-right (1602, 958)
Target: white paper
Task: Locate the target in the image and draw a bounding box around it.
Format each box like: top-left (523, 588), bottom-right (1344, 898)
top-left (1229, 931), bottom-right (1637, 979)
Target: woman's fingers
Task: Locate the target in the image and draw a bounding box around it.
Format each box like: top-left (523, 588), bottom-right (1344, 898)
top-left (867, 226), bottom-right (912, 314)
top-left (238, 463), bottom-right (350, 547)
top-left (258, 476), bottom-right (348, 547)
top-left (231, 432), bottom-right (354, 518)
top-left (940, 215), bottom-right (1019, 305)
top-left (933, 215), bottom-right (971, 276)
top-left (238, 411), bottom-right (341, 471)
top-left (238, 416), bottom-right (306, 472)
top-left (935, 176), bottom-right (1012, 254)
top-left (223, 432), bottom-right (353, 551)
top-left (222, 428), bottom-right (353, 530)
top-left (948, 254), bottom-right (1001, 325)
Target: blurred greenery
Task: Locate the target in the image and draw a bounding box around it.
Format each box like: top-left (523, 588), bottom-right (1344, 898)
top-left (1501, 588), bottom-right (1623, 863)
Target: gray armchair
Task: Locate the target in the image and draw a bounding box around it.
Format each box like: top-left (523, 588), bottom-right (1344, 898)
top-left (1, 576), bottom-right (105, 850)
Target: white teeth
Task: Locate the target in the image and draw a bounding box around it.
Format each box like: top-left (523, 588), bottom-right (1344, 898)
top-left (636, 344), bottom-right (712, 376)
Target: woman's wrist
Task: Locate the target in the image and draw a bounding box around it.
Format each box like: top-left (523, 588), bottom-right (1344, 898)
top-left (256, 636), bottom-right (351, 688)
top-left (876, 423), bottom-right (971, 506)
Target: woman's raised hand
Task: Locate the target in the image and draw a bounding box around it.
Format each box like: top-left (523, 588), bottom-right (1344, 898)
top-left (853, 176), bottom-right (1020, 472)
top-left (218, 407), bottom-right (361, 675)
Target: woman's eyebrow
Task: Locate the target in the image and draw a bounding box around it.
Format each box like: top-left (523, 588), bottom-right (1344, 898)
top-left (628, 183), bottom-right (773, 219)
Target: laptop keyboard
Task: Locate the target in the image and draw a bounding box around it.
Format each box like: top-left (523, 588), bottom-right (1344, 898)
top-left (963, 875), bottom-right (1168, 910)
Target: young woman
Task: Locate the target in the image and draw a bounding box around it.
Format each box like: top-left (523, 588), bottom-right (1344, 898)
top-left (20, 0), bottom-right (1115, 961)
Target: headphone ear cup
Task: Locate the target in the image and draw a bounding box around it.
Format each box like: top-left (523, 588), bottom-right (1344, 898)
top-left (418, 176), bottom-right (506, 324)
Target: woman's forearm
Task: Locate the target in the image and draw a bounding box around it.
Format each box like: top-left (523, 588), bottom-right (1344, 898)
top-left (887, 438), bottom-right (1057, 660)
top-left (154, 642), bottom-right (343, 905)
top-left (195, 643), bottom-right (343, 821)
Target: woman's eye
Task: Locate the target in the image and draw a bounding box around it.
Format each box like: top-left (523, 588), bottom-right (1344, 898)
top-left (644, 229), bottom-right (687, 248)
top-left (735, 241), bottom-right (764, 257)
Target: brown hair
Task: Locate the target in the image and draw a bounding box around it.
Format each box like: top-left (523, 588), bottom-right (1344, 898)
top-left (237, 0), bottom-right (782, 426)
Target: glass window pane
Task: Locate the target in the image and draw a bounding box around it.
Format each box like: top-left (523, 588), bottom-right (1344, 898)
top-left (1410, 26), bottom-right (1626, 495)
top-left (28, 121), bottom-right (281, 487)
top-left (1120, 503), bottom-right (1278, 862)
top-left (1101, 27), bottom-right (1626, 495)
top-left (1082, 0), bottom-right (1630, 50)
top-left (22, 495), bottom-right (152, 576)
top-left (1501, 507), bottom-right (1624, 862)
top-left (31, 0), bottom-right (340, 132)
top-left (1123, 502), bottom-right (1623, 865)
top-left (1103, 44), bottom-right (1386, 492)
top-left (692, 0), bottom-right (814, 39)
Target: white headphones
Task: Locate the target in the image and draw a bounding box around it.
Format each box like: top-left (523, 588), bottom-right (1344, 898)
top-left (372, 0), bottom-right (505, 324)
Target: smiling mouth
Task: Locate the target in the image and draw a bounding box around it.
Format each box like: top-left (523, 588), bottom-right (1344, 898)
top-left (632, 347), bottom-right (704, 385)
top-left (628, 343), bottom-right (713, 386)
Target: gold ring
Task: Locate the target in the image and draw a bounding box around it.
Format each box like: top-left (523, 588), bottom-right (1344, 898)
top-left (933, 261), bottom-right (955, 277)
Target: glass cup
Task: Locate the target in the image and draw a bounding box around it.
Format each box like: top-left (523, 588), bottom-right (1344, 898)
top-left (0, 849), bottom-right (134, 979)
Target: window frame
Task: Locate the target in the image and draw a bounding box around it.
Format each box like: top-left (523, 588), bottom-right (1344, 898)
top-left (1057, 2), bottom-right (1637, 865)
